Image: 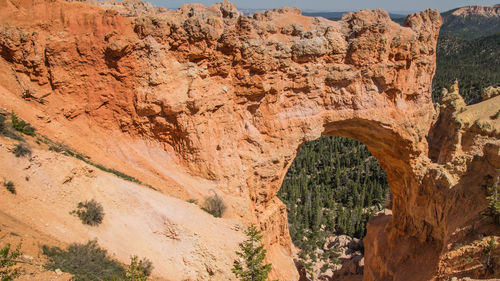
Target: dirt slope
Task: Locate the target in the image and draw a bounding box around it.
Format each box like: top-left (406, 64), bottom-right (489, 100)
top-left (0, 130), bottom-right (245, 280)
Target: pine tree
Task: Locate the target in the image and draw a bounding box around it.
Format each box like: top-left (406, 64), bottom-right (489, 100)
top-left (232, 225), bottom-right (272, 281)
top-left (483, 171), bottom-right (500, 225)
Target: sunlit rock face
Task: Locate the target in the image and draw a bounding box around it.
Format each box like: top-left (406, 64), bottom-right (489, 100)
top-left (1, 0), bottom-right (499, 280)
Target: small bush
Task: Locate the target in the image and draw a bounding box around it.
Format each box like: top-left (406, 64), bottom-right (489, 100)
top-left (0, 114), bottom-right (5, 133)
top-left (71, 199), bottom-right (104, 226)
top-left (483, 237), bottom-right (497, 270)
top-left (201, 191), bottom-right (226, 218)
top-left (320, 263), bottom-right (330, 273)
top-left (3, 180), bottom-right (15, 194)
top-left (94, 163), bottom-right (142, 183)
top-left (483, 175), bottom-right (500, 225)
top-left (1, 130), bottom-right (23, 141)
top-left (126, 256), bottom-right (153, 281)
top-left (48, 145), bottom-right (63, 153)
top-left (0, 114), bottom-right (23, 141)
top-left (12, 142), bottom-right (31, 158)
top-left (186, 199), bottom-right (198, 204)
top-left (139, 257), bottom-right (153, 277)
top-left (491, 110), bottom-right (500, 120)
top-left (42, 240), bottom-right (126, 281)
top-left (11, 113), bottom-right (35, 136)
top-left (0, 243), bottom-right (22, 281)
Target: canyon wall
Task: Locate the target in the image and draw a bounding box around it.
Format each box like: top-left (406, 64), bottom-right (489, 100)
top-left (0, 0), bottom-right (498, 280)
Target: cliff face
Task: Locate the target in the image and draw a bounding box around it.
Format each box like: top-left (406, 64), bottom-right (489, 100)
top-left (0, 0), bottom-right (498, 280)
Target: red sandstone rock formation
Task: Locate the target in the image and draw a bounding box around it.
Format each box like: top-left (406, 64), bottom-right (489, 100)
top-left (0, 0), bottom-right (498, 280)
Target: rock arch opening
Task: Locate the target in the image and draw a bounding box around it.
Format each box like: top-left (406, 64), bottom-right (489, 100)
top-left (278, 134), bottom-right (390, 279)
top-left (276, 116), bottom-right (418, 279)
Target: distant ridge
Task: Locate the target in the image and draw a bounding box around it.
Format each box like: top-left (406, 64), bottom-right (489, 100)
top-left (449, 4), bottom-right (500, 17)
top-left (432, 3), bottom-right (500, 104)
top-left (440, 4), bottom-right (500, 38)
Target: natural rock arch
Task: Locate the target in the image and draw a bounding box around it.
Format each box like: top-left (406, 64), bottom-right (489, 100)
top-left (287, 119), bottom-right (426, 279)
top-left (1, 1), bottom-right (499, 280)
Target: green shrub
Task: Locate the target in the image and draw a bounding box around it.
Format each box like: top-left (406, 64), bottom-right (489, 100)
top-left (201, 191), bottom-right (226, 218)
top-left (12, 142), bottom-right (31, 158)
top-left (0, 243), bottom-right (22, 281)
top-left (71, 199), bottom-right (104, 226)
top-left (186, 199), bottom-right (198, 204)
top-left (1, 130), bottom-right (23, 141)
top-left (11, 113), bottom-right (35, 136)
top-left (0, 114), bottom-right (22, 141)
top-left (93, 163), bottom-right (142, 184)
top-left (42, 240), bottom-right (126, 281)
top-left (126, 256), bottom-right (153, 280)
top-left (48, 145), bottom-right (63, 153)
top-left (491, 110), bottom-right (500, 120)
top-left (138, 257), bottom-right (153, 277)
top-left (483, 237), bottom-right (497, 270)
top-left (320, 263), bottom-right (329, 273)
top-left (483, 175), bottom-right (500, 225)
top-left (0, 114), bottom-right (5, 133)
top-left (3, 180), bottom-right (15, 194)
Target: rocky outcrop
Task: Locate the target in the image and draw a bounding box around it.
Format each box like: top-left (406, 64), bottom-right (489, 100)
top-left (297, 235), bottom-right (365, 281)
top-left (0, 0), bottom-right (499, 280)
top-left (482, 86), bottom-right (500, 101)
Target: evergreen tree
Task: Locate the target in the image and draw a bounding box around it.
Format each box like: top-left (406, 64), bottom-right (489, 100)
top-left (483, 171), bottom-right (500, 225)
top-left (232, 225), bottom-right (272, 281)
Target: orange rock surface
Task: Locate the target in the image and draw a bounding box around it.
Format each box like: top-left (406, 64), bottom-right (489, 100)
top-left (0, 0), bottom-right (499, 280)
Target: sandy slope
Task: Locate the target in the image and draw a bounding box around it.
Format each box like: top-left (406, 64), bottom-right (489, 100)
top-left (0, 135), bottom-right (245, 280)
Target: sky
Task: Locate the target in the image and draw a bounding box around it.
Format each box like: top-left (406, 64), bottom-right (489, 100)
top-left (149, 0), bottom-right (499, 14)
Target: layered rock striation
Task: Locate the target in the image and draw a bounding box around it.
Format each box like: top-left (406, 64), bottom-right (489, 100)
top-left (0, 0), bottom-right (498, 280)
